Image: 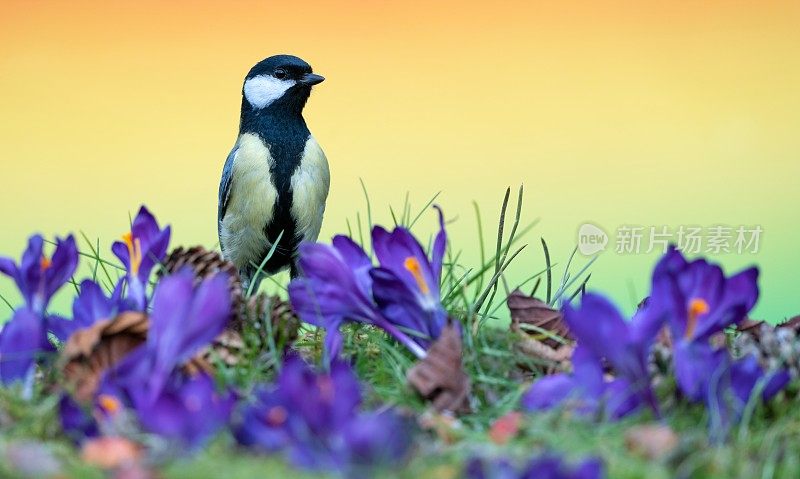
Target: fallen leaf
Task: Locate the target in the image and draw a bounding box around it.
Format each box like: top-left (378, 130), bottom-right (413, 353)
top-left (407, 322), bottom-right (470, 414)
top-left (488, 412), bottom-right (523, 445)
top-left (625, 424), bottom-right (679, 460)
top-left (81, 437), bottom-right (143, 470)
top-left (508, 290), bottom-right (571, 347)
top-left (508, 290), bottom-right (573, 373)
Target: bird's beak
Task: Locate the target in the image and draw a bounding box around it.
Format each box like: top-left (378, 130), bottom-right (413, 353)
top-left (299, 73), bottom-right (325, 86)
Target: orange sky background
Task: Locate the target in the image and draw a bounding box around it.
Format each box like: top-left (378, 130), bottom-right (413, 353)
top-left (1, 1), bottom-right (799, 319)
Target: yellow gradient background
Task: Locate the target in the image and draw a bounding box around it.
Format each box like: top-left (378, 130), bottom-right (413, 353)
top-left (1, 1), bottom-right (798, 319)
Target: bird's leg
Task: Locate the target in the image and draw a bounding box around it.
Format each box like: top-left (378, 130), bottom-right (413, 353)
top-left (289, 262), bottom-right (300, 280)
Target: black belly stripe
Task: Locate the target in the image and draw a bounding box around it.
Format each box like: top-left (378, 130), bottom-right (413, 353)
top-left (239, 95), bottom-right (311, 275)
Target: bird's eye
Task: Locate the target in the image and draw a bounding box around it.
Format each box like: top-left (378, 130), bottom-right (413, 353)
top-left (274, 69), bottom-right (287, 80)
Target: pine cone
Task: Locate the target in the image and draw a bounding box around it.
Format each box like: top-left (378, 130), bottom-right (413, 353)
top-left (60, 312), bottom-right (149, 403)
top-left (242, 293), bottom-right (300, 348)
top-left (60, 312), bottom-right (213, 402)
top-left (161, 246), bottom-right (243, 326)
top-left (199, 329), bottom-right (245, 367)
top-left (733, 317), bottom-right (800, 379)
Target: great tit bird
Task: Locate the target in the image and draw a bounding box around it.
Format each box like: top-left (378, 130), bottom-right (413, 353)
top-left (218, 55), bottom-right (329, 290)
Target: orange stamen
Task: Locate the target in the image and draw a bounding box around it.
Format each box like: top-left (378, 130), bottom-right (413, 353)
top-left (98, 394), bottom-right (121, 415)
top-left (685, 298), bottom-right (710, 339)
top-left (122, 232), bottom-right (142, 276)
top-left (40, 256), bottom-right (52, 271)
top-left (403, 257), bottom-right (430, 295)
top-left (317, 376), bottom-right (335, 402)
top-left (266, 406), bottom-right (288, 426)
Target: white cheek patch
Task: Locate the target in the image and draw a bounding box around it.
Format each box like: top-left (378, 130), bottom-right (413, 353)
top-left (244, 75), bottom-right (296, 109)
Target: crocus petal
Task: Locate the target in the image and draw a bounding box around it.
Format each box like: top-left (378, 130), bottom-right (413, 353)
top-left (0, 257), bottom-right (17, 279)
top-left (59, 394), bottom-right (99, 443)
top-left (138, 226), bottom-right (171, 281)
top-left (430, 206), bottom-right (447, 284)
top-left (71, 280), bottom-right (115, 328)
top-left (234, 387), bottom-right (289, 452)
top-left (649, 247), bottom-right (761, 343)
top-left (674, 342), bottom-right (726, 402)
top-left (0, 308), bottom-right (48, 384)
top-left (521, 374), bottom-right (578, 412)
top-left (370, 267), bottom-right (444, 345)
top-left (603, 378), bottom-right (643, 420)
top-left (42, 235), bottom-right (78, 304)
top-left (47, 315), bottom-right (78, 342)
top-left (563, 294), bottom-right (632, 374)
top-left (341, 411), bottom-right (411, 470)
top-left (323, 322), bottom-right (344, 364)
top-left (331, 235), bottom-right (374, 296)
top-left (574, 458), bottom-right (606, 479)
top-left (111, 241), bottom-right (131, 270)
top-left (136, 373), bottom-right (234, 449)
top-left (149, 270), bottom-right (231, 384)
top-left (372, 225), bottom-right (439, 299)
top-left (525, 454), bottom-right (606, 479)
top-left (729, 355), bottom-right (789, 405)
top-left (112, 206), bottom-right (171, 284)
top-left (693, 267), bottom-right (758, 341)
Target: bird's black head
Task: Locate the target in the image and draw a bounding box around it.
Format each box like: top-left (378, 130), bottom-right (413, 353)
top-left (241, 55), bottom-right (324, 115)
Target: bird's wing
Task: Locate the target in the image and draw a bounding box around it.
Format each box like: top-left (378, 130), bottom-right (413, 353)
top-left (218, 145), bottom-right (239, 227)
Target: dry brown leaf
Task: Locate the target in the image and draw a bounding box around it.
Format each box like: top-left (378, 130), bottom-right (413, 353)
top-left (407, 323), bottom-right (470, 414)
top-left (61, 312), bottom-right (149, 403)
top-left (625, 424), bottom-right (679, 460)
top-left (508, 290), bottom-right (571, 347)
top-left (508, 290), bottom-right (573, 373)
top-left (781, 315), bottom-right (800, 331)
top-left (81, 437), bottom-right (143, 470)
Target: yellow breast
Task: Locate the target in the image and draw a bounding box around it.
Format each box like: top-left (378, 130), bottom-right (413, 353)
top-left (219, 133), bottom-right (278, 270)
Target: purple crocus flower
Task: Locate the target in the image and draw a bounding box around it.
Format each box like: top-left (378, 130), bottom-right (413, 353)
top-left (702, 353), bottom-right (790, 442)
top-left (289, 236), bottom-right (427, 359)
top-left (111, 206), bottom-right (171, 310)
top-left (370, 206), bottom-right (449, 348)
top-left (522, 293), bottom-right (660, 419)
top-left (648, 246), bottom-right (761, 400)
top-left (465, 454), bottom-right (605, 479)
top-left (0, 308), bottom-right (53, 386)
top-left (235, 356), bottom-right (411, 475)
top-left (129, 373), bottom-right (235, 449)
top-left (646, 247), bottom-right (789, 438)
top-left (49, 279), bottom-right (121, 341)
top-left (0, 234), bottom-right (78, 385)
top-left (289, 208), bottom-right (451, 360)
top-left (59, 395), bottom-right (99, 443)
top-left (86, 269), bottom-right (233, 448)
top-left (0, 234), bottom-right (78, 315)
